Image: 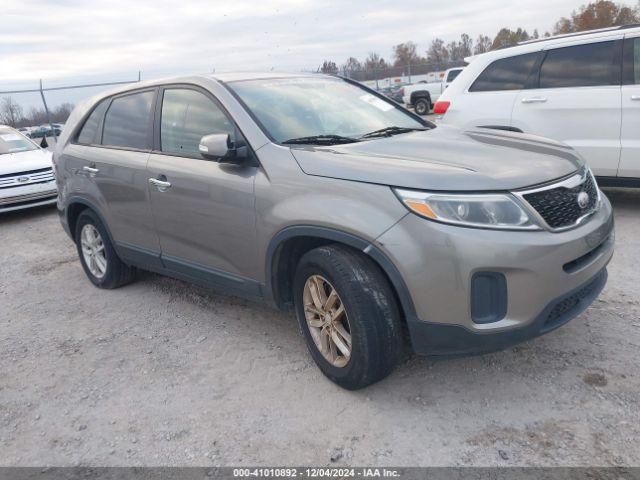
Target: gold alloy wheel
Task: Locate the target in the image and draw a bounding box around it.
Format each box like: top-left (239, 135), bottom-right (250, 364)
top-left (302, 275), bottom-right (352, 368)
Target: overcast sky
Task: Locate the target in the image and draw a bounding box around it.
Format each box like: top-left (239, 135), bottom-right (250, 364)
top-left (1, 0), bottom-right (635, 108)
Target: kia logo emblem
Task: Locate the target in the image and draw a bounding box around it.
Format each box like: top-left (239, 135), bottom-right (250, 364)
top-left (17, 176), bottom-right (29, 183)
top-left (577, 191), bottom-right (589, 209)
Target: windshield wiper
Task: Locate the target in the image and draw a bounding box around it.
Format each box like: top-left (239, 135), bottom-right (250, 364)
top-left (282, 134), bottom-right (360, 145)
top-left (360, 126), bottom-right (429, 139)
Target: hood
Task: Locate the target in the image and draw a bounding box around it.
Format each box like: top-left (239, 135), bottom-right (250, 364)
top-left (289, 125), bottom-right (583, 191)
top-left (0, 148), bottom-right (53, 176)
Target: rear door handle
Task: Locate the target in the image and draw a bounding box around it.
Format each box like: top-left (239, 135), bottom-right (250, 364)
top-left (521, 97), bottom-right (547, 104)
top-left (149, 177), bottom-right (172, 192)
top-left (631, 95), bottom-right (640, 101)
top-left (82, 166), bottom-right (99, 177)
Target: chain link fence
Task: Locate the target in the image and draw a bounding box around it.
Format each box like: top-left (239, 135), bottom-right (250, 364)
top-left (0, 73), bottom-right (141, 149)
top-left (0, 61), bottom-right (466, 150)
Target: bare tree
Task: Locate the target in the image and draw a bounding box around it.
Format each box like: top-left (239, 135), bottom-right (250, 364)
top-left (392, 41), bottom-right (424, 67)
top-left (364, 52), bottom-right (388, 71)
top-left (491, 27), bottom-right (530, 50)
top-left (426, 38), bottom-right (449, 67)
top-left (52, 103), bottom-right (74, 123)
top-left (341, 56), bottom-right (363, 75)
top-left (318, 60), bottom-right (338, 74)
top-left (458, 33), bottom-right (473, 59)
top-left (0, 97), bottom-right (24, 127)
top-left (473, 34), bottom-right (492, 55)
top-left (447, 34), bottom-right (473, 62)
top-left (26, 106), bottom-right (48, 126)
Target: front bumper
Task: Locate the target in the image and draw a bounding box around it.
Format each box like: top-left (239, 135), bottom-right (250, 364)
top-left (375, 194), bottom-right (614, 355)
top-left (406, 267), bottom-right (607, 355)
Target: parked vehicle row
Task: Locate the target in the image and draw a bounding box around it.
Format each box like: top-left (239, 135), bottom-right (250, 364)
top-left (28, 124), bottom-right (63, 138)
top-left (53, 73), bottom-right (613, 389)
top-left (435, 24), bottom-right (640, 184)
top-left (379, 84), bottom-right (406, 104)
top-left (14, 124), bottom-right (63, 139)
top-left (401, 67), bottom-right (464, 114)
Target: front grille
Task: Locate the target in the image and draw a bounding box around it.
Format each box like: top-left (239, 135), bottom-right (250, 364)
top-left (0, 190), bottom-right (57, 206)
top-left (523, 172), bottom-right (598, 230)
top-left (0, 167), bottom-right (55, 190)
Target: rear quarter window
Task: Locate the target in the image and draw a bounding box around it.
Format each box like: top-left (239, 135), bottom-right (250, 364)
top-left (469, 52), bottom-right (540, 92)
top-left (76, 100), bottom-right (109, 145)
top-left (539, 41), bottom-right (618, 88)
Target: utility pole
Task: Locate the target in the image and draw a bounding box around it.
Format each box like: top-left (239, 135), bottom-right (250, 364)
top-left (39, 79), bottom-right (55, 147)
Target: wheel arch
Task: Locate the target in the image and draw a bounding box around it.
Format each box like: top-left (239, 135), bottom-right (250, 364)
top-left (410, 90), bottom-right (431, 104)
top-left (65, 196), bottom-right (115, 246)
top-left (265, 226), bottom-right (417, 322)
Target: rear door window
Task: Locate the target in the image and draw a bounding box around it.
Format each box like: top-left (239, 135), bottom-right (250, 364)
top-left (77, 100), bottom-right (108, 145)
top-left (539, 41), bottom-right (618, 88)
top-left (160, 88), bottom-right (235, 157)
top-left (469, 53), bottom-right (540, 92)
top-left (102, 90), bottom-right (154, 149)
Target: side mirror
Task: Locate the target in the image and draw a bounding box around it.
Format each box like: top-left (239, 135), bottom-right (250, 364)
top-left (199, 133), bottom-right (247, 164)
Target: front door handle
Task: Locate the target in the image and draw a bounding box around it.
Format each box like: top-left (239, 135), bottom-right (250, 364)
top-left (631, 95), bottom-right (640, 101)
top-left (521, 97), bottom-right (547, 104)
top-left (82, 166), bottom-right (99, 177)
top-left (149, 177), bottom-right (172, 192)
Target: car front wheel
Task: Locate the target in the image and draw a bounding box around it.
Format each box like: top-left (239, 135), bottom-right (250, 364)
top-left (293, 245), bottom-right (403, 390)
top-left (414, 98), bottom-right (430, 115)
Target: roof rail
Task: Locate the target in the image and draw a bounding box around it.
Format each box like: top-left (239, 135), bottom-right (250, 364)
top-left (517, 23), bottom-right (640, 46)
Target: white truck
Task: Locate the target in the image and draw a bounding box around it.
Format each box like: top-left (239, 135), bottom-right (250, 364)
top-left (402, 67), bottom-right (464, 115)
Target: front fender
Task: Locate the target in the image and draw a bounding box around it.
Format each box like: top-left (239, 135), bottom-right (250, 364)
top-left (263, 225), bottom-right (417, 321)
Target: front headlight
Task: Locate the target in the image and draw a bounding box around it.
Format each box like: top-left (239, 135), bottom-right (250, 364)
top-left (394, 188), bottom-right (541, 230)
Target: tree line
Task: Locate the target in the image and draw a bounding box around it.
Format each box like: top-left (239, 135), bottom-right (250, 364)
top-left (319, 0), bottom-right (640, 76)
top-left (0, 96), bottom-right (74, 129)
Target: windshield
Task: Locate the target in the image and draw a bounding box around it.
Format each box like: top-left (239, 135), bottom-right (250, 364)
top-left (228, 77), bottom-right (429, 143)
top-left (0, 129), bottom-right (38, 155)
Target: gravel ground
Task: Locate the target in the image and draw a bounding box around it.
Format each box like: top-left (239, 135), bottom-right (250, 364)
top-left (0, 188), bottom-right (638, 467)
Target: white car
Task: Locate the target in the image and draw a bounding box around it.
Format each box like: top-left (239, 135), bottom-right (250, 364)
top-left (0, 125), bottom-right (57, 213)
top-left (402, 67), bottom-right (464, 115)
top-left (435, 25), bottom-right (640, 186)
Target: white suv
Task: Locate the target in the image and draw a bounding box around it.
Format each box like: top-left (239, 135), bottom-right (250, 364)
top-left (435, 25), bottom-right (640, 186)
top-left (0, 125), bottom-right (56, 213)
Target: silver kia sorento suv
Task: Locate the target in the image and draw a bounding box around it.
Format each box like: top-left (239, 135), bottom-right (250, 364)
top-left (54, 73), bottom-right (614, 389)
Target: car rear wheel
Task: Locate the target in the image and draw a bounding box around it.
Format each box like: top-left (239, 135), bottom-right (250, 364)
top-left (293, 245), bottom-right (403, 390)
top-left (75, 209), bottom-right (136, 289)
top-left (414, 98), bottom-right (430, 115)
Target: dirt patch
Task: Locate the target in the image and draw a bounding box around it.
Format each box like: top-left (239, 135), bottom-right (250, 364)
top-left (583, 372), bottom-right (608, 387)
top-left (28, 256), bottom-right (77, 276)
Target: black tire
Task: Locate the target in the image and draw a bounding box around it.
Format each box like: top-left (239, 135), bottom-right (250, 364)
top-left (74, 209), bottom-right (136, 289)
top-left (414, 98), bottom-right (430, 115)
top-left (293, 245), bottom-right (403, 390)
